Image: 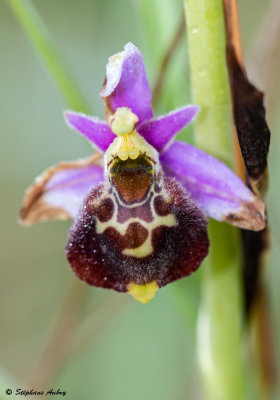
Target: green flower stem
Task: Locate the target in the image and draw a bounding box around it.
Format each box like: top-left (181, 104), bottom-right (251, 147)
top-left (184, 1), bottom-right (246, 399)
top-left (198, 223), bottom-right (245, 400)
top-left (184, 0), bottom-right (232, 164)
top-left (6, 0), bottom-right (91, 113)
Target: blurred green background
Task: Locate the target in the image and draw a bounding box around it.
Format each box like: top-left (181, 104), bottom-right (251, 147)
top-left (0, 0), bottom-right (279, 399)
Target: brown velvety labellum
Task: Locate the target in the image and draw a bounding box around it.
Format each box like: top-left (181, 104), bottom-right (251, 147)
top-left (154, 195), bottom-right (172, 216)
top-left (66, 178), bottom-right (209, 293)
top-left (96, 198), bottom-right (114, 222)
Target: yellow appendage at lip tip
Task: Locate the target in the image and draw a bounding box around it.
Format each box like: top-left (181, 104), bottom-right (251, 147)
top-left (128, 281), bottom-right (159, 304)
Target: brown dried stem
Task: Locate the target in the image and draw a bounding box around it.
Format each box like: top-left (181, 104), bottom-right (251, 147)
top-left (223, 0), bottom-right (246, 181)
top-left (224, 0), bottom-right (275, 396)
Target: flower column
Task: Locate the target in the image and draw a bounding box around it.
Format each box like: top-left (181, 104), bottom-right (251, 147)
top-left (184, 1), bottom-right (246, 400)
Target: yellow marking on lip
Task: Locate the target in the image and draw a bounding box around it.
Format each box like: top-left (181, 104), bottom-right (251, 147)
top-left (128, 281), bottom-right (159, 303)
top-left (123, 240), bottom-right (153, 258)
top-left (96, 201), bottom-right (176, 235)
top-left (121, 213), bottom-right (176, 258)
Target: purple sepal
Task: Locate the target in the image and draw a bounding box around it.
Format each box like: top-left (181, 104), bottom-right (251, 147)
top-left (64, 111), bottom-right (115, 152)
top-left (138, 105), bottom-right (200, 152)
top-left (20, 155), bottom-right (104, 224)
top-left (45, 163), bottom-right (104, 218)
top-left (160, 141), bottom-right (265, 230)
top-left (100, 43), bottom-right (153, 124)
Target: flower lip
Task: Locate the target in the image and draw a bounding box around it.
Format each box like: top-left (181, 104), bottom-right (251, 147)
top-left (66, 176), bottom-right (209, 293)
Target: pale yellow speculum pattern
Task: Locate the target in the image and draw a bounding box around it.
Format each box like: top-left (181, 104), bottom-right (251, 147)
top-left (128, 281), bottom-right (159, 303)
top-left (123, 240), bottom-right (153, 258)
top-left (95, 194), bottom-right (176, 258)
top-left (122, 213), bottom-right (176, 257)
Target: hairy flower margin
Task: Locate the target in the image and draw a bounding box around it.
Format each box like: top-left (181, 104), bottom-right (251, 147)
top-left (20, 43), bottom-right (265, 303)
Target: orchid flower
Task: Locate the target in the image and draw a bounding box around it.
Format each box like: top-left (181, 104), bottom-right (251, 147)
top-left (20, 43), bottom-right (265, 303)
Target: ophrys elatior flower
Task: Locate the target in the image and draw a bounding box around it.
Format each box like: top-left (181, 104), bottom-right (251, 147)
top-left (20, 43), bottom-right (265, 303)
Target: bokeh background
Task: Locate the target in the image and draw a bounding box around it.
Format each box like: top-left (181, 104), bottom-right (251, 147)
top-left (0, 0), bottom-right (279, 399)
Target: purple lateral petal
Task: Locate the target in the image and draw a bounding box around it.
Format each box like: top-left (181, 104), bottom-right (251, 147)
top-left (138, 105), bottom-right (200, 152)
top-left (20, 154), bottom-right (104, 224)
top-left (64, 111), bottom-right (115, 152)
top-left (160, 141), bottom-right (266, 231)
top-left (100, 42), bottom-right (153, 124)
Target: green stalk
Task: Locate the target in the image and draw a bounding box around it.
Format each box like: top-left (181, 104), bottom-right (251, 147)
top-left (184, 0), bottom-right (232, 164)
top-left (184, 1), bottom-right (246, 399)
top-left (6, 0), bottom-right (90, 113)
